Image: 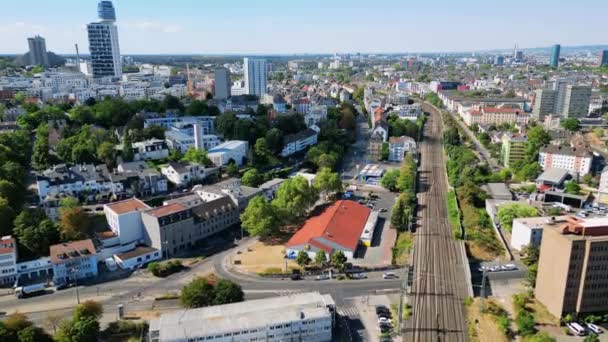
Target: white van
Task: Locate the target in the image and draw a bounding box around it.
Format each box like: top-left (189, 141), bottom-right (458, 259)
top-left (567, 322), bottom-right (586, 336)
top-left (587, 323), bottom-right (602, 334)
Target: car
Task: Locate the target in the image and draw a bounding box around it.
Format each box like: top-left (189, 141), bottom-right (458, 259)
top-left (587, 323), bottom-right (602, 334)
top-left (380, 208), bottom-right (388, 213)
top-left (351, 272), bottom-right (367, 279)
top-left (383, 272), bottom-right (398, 279)
top-left (291, 274), bottom-right (302, 281)
top-left (377, 311), bottom-right (392, 319)
top-left (378, 317), bottom-right (392, 324)
top-left (375, 305), bottom-right (390, 314)
top-left (501, 264), bottom-right (518, 271)
top-left (315, 274), bottom-right (330, 281)
top-left (379, 325), bottom-right (391, 333)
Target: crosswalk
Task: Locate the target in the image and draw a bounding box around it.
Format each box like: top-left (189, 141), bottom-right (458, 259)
top-left (274, 290), bottom-right (305, 297)
top-left (337, 304), bottom-right (360, 318)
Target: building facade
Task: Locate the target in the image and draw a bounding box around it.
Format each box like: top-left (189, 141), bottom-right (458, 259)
top-left (550, 44), bottom-right (561, 68)
top-left (538, 145), bottom-right (593, 178)
top-left (243, 58), bottom-right (267, 96)
top-left (214, 67), bottom-right (231, 100)
top-left (50, 240), bottom-right (98, 286)
top-left (501, 133), bottom-right (527, 168)
top-left (208, 141), bottom-right (249, 166)
top-left (87, 1), bottom-right (121, 78)
top-left (27, 35), bottom-right (49, 67)
top-left (388, 136), bottom-right (416, 162)
top-left (0, 236), bottom-right (18, 286)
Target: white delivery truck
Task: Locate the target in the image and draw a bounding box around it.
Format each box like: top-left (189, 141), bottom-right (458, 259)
top-left (15, 283), bottom-right (46, 298)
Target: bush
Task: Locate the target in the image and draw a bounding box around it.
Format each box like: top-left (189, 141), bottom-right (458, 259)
top-left (257, 267), bottom-right (284, 276)
top-left (147, 260), bottom-right (183, 277)
top-left (101, 320), bottom-right (148, 340)
top-left (515, 310), bottom-right (536, 336)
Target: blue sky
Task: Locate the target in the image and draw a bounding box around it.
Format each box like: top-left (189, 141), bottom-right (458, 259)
top-left (1, 0), bottom-right (607, 54)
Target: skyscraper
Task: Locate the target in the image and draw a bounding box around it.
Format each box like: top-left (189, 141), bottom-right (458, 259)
top-left (243, 58), bottom-right (267, 97)
top-left (599, 50), bottom-right (608, 67)
top-left (214, 68), bottom-right (231, 100)
top-left (550, 44), bottom-right (561, 67)
top-left (27, 35), bottom-right (49, 67)
top-left (87, 0), bottom-right (121, 78)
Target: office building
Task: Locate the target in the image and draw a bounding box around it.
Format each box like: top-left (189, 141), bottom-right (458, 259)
top-left (87, 1), bottom-right (122, 78)
top-left (501, 133), bottom-right (527, 168)
top-left (533, 84), bottom-right (591, 119)
top-left (149, 292), bottom-right (335, 342)
top-left (561, 85), bottom-right (592, 118)
top-left (533, 89), bottom-right (557, 120)
top-left (104, 198), bottom-right (151, 244)
top-left (550, 44), bottom-right (561, 68)
top-left (214, 68), bottom-right (231, 100)
top-left (599, 50), bottom-right (608, 67)
top-left (207, 140), bottom-right (249, 166)
top-left (243, 58), bottom-right (267, 96)
top-left (27, 35), bottom-right (49, 67)
top-left (535, 217), bottom-right (608, 317)
top-left (510, 216), bottom-right (568, 251)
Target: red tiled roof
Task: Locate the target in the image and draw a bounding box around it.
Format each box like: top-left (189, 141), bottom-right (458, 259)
top-left (286, 200), bottom-right (371, 253)
top-left (50, 239), bottom-right (96, 264)
top-left (145, 203), bottom-right (188, 218)
top-left (106, 198), bottom-right (151, 215)
top-left (0, 236), bottom-right (16, 255)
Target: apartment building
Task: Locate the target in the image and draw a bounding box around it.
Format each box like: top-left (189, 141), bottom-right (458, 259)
top-left (501, 133), bottom-right (527, 168)
top-left (149, 292), bottom-right (335, 342)
top-left (281, 129), bottom-right (319, 157)
top-left (131, 139), bottom-right (169, 161)
top-left (0, 236), bottom-right (18, 285)
top-left (388, 136), bottom-right (417, 162)
top-left (50, 240), bottom-right (98, 286)
top-left (536, 217), bottom-right (608, 317)
top-left (104, 198), bottom-right (151, 244)
top-left (463, 106), bottom-right (529, 127)
top-left (538, 145), bottom-right (593, 178)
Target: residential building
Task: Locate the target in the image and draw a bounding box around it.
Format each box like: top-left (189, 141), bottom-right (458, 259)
top-left (536, 217), bottom-right (608, 317)
top-left (463, 106), bottom-right (528, 127)
top-left (272, 94), bottom-right (287, 113)
top-left (164, 130), bottom-right (195, 153)
top-left (87, 0), bottom-right (122, 78)
top-left (561, 85), bottom-right (592, 118)
top-left (36, 164), bottom-right (114, 202)
top-left (371, 121), bottom-right (389, 142)
top-left (533, 89), bottom-right (558, 120)
top-left (115, 161), bottom-right (168, 196)
top-left (132, 139), bottom-right (169, 161)
top-left (104, 198), bottom-right (151, 244)
top-left (510, 216), bottom-right (568, 251)
top-left (194, 178), bottom-right (262, 213)
top-left (538, 145), bottom-right (593, 178)
top-left (50, 240), bottom-right (98, 286)
top-left (369, 134), bottom-right (384, 161)
top-left (281, 129), bottom-right (318, 157)
top-left (27, 35), bottom-right (49, 67)
top-left (285, 200), bottom-right (375, 260)
top-left (114, 246), bottom-right (160, 270)
top-left (243, 58), bottom-right (267, 96)
top-left (550, 44), bottom-right (561, 68)
top-left (599, 50), bottom-right (608, 67)
top-left (160, 161), bottom-right (209, 187)
top-left (142, 196), bottom-right (239, 258)
top-left (214, 67), bottom-right (231, 100)
top-left (0, 236), bottom-right (17, 286)
top-left (533, 84), bottom-right (592, 119)
top-left (599, 166), bottom-right (608, 204)
top-left (388, 136), bottom-right (417, 162)
top-left (501, 133), bottom-right (527, 168)
top-left (208, 140), bottom-right (249, 166)
top-left (304, 105), bottom-right (327, 127)
top-left (149, 292), bottom-right (335, 342)
top-left (259, 178), bottom-right (286, 200)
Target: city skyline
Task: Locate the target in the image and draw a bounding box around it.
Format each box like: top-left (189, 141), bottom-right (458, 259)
top-left (1, 0), bottom-right (607, 55)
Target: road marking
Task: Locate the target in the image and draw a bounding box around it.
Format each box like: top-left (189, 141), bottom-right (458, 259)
top-left (337, 304), bottom-right (360, 318)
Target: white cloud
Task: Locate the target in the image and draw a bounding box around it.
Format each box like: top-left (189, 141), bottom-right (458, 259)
top-left (123, 20), bottom-right (183, 34)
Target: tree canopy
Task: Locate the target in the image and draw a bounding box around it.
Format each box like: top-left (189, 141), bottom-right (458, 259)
top-left (497, 203), bottom-right (539, 232)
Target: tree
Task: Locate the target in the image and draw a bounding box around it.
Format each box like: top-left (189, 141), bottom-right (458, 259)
top-left (55, 316), bottom-right (99, 342)
top-left (525, 126), bottom-right (551, 161)
top-left (381, 169), bottom-right (401, 192)
top-left (496, 203), bottom-right (539, 232)
top-left (96, 141), bottom-right (116, 166)
top-left (241, 169), bottom-right (262, 187)
top-left (391, 197), bottom-right (409, 231)
top-left (0, 197), bottom-right (15, 236)
top-left (32, 124), bottom-right (51, 171)
top-left (565, 181), bottom-right (581, 195)
top-left (122, 133), bottom-right (134, 162)
top-left (583, 334), bottom-right (600, 342)
top-left (330, 250), bottom-right (347, 270)
top-left (296, 250), bottom-right (311, 266)
top-left (561, 118), bottom-right (580, 132)
top-left (17, 326), bottom-right (53, 342)
top-left (273, 176), bottom-right (318, 221)
top-left (380, 142), bottom-right (389, 160)
top-left (313, 168), bottom-right (342, 196)
top-left (213, 279), bottom-right (244, 305)
top-left (74, 300), bottom-right (103, 320)
top-left (526, 263), bottom-right (538, 287)
top-left (59, 196), bottom-right (79, 208)
top-left (181, 147), bottom-right (211, 167)
top-left (226, 161), bottom-right (239, 177)
top-left (315, 250), bottom-right (327, 265)
top-left (253, 137), bottom-right (275, 167)
top-left (265, 128), bottom-right (284, 154)
top-left (397, 153), bottom-right (417, 192)
top-left (520, 245), bottom-right (540, 267)
top-left (58, 206), bottom-right (89, 242)
top-left (241, 196), bottom-right (280, 237)
top-left (180, 277), bottom-right (216, 308)
top-left (13, 209), bottom-right (59, 257)
top-left (186, 100), bottom-right (209, 115)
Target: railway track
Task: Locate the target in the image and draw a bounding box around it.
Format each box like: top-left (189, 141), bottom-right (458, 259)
top-left (404, 105), bottom-right (468, 341)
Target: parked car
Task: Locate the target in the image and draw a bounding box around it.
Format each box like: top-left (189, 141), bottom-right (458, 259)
top-left (378, 317), bottom-right (392, 325)
top-left (587, 323), bottom-right (602, 334)
top-left (351, 273), bottom-right (367, 279)
top-left (291, 274), bottom-right (302, 281)
top-left (380, 208), bottom-right (388, 213)
top-left (315, 274), bottom-right (330, 281)
top-left (501, 264), bottom-right (518, 271)
top-left (376, 305), bottom-right (390, 315)
top-left (383, 272), bottom-right (398, 279)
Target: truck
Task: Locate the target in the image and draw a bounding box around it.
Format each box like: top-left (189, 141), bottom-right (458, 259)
top-left (15, 284), bottom-right (46, 299)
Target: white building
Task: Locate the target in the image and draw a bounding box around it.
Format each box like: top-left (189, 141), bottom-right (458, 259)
top-left (132, 139), bottom-right (169, 161)
top-left (259, 178), bottom-right (286, 200)
top-left (281, 129), bottom-right (318, 157)
top-left (161, 161), bottom-right (206, 187)
top-left (36, 164), bottom-right (114, 202)
top-left (114, 246), bottom-right (160, 270)
top-left (149, 292), bottom-right (335, 342)
top-left (0, 236), bottom-right (17, 286)
top-left (599, 166), bottom-right (608, 204)
top-left (50, 239), bottom-right (98, 286)
top-left (164, 130), bottom-right (195, 153)
top-left (388, 136), bottom-right (417, 162)
top-left (511, 216), bottom-right (569, 251)
top-left (208, 140), bottom-right (249, 166)
top-left (244, 58), bottom-right (267, 96)
top-left (538, 145), bottom-right (593, 178)
top-left (104, 198), bottom-right (151, 244)
top-left (305, 105), bottom-right (327, 127)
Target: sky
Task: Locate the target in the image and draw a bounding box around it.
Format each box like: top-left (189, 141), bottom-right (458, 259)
top-left (1, 0), bottom-right (607, 55)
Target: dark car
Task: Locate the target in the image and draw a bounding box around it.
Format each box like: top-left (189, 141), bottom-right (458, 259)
top-left (291, 274), bottom-right (302, 281)
top-left (376, 305), bottom-right (390, 315)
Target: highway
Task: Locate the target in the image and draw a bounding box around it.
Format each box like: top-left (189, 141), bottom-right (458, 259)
top-left (404, 104), bottom-right (469, 341)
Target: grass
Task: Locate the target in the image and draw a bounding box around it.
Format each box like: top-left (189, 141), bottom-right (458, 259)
top-left (392, 232), bottom-right (413, 265)
top-left (446, 190), bottom-right (461, 239)
top-left (466, 298), bottom-right (510, 342)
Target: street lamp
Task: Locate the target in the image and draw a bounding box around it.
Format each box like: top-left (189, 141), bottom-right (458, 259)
top-left (68, 268), bottom-right (80, 304)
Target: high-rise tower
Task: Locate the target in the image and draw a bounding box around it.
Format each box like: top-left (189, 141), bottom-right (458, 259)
top-left (87, 0), bottom-right (122, 78)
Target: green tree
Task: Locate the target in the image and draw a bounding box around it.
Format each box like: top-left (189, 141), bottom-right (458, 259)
top-left (583, 334), bottom-right (600, 342)
top-left (380, 142), bottom-right (389, 161)
top-left (561, 118), bottom-right (580, 132)
top-left (17, 325), bottom-right (53, 342)
top-left (520, 245), bottom-right (540, 267)
top-left (0, 197), bottom-right (15, 236)
top-left (55, 316), bottom-right (99, 342)
top-left (315, 250), bottom-right (327, 265)
top-left (515, 310), bottom-right (536, 336)
top-left (32, 124), bottom-right (51, 171)
top-left (313, 168), bottom-right (342, 196)
top-left (296, 250), bottom-right (311, 266)
top-left (73, 300), bottom-right (103, 320)
top-left (226, 161), bottom-right (239, 177)
top-left (265, 128), bottom-right (284, 154)
top-left (497, 203), bottom-right (539, 232)
top-left (526, 263), bottom-right (538, 287)
top-left (565, 181), bottom-right (581, 195)
top-left (330, 250), bottom-right (347, 270)
top-left (181, 147), bottom-right (211, 167)
top-left (13, 209), bottom-right (59, 257)
top-left (241, 169), bottom-right (262, 187)
top-left (59, 196), bottom-right (79, 208)
top-left (213, 279), bottom-right (244, 305)
top-left (58, 206), bottom-right (89, 242)
top-left (241, 196), bottom-right (280, 237)
top-left (253, 137), bottom-right (276, 167)
top-left (180, 277), bottom-right (216, 308)
top-left (273, 176), bottom-right (318, 221)
top-left (96, 141), bottom-right (117, 166)
top-left (186, 100), bottom-right (209, 115)
top-left (525, 126), bottom-right (551, 162)
top-left (381, 169), bottom-right (401, 192)
top-left (122, 133), bottom-right (134, 162)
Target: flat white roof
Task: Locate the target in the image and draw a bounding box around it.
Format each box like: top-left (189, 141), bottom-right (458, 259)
top-left (514, 215), bottom-right (569, 229)
top-left (360, 211), bottom-right (379, 241)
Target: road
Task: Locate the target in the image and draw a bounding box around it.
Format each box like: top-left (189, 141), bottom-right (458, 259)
top-left (423, 102), bottom-right (500, 170)
top-left (341, 111), bottom-right (371, 181)
top-left (404, 103), bottom-right (469, 341)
